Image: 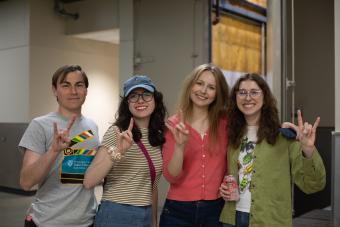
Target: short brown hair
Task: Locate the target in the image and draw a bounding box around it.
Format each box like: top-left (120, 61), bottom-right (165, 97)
top-left (52, 65), bottom-right (89, 88)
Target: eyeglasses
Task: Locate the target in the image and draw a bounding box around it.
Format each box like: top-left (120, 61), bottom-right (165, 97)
top-left (128, 92), bottom-right (154, 103)
top-left (237, 89), bottom-right (262, 99)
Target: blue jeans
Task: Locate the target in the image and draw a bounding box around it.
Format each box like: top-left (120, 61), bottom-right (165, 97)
top-left (94, 200), bottom-right (151, 227)
top-left (159, 198), bottom-right (224, 227)
top-left (223, 210), bottom-right (249, 227)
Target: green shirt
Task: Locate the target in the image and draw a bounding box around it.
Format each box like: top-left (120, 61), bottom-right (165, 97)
top-left (219, 134), bottom-right (326, 227)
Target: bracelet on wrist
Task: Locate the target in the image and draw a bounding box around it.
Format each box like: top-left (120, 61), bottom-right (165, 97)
top-left (107, 146), bottom-right (124, 162)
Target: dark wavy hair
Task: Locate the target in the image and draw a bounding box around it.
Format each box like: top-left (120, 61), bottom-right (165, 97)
top-left (227, 73), bottom-right (280, 148)
top-left (114, 89), bottom-right (167, 147)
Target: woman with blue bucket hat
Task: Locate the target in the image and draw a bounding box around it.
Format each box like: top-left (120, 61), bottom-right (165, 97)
top-left (84, 75), bottom-right (167, 227)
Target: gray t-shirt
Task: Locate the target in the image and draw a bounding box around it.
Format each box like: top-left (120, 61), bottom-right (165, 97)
top-left (19, 112), bottom-right (99, 227)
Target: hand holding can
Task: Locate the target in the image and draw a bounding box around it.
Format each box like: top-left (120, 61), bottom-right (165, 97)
top-left (223, 175), bottom-right (240, 201)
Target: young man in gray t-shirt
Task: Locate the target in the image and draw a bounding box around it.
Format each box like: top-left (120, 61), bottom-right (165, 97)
top-left (19, 65), bottom-right (99, 227)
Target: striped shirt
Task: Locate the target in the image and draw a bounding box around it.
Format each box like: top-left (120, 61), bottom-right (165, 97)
top-left (100, 126), bottom-right (162, 206)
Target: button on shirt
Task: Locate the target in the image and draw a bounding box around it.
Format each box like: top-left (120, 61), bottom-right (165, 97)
top-left (162, 115), bottom-right (228, 201)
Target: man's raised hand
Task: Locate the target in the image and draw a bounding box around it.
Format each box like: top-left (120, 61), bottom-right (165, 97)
top-left (51, 115), bottom-right (76, 152)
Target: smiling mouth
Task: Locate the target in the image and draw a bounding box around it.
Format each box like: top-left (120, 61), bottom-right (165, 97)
top-left (195, 94), bottom-right (208, 100)
top-left (136, 106), bottom-right (147, 110)
top-left (243, 103), bottom-right (256, 108)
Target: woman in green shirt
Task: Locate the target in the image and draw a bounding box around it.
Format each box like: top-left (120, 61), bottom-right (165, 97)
top-left (219, 73), bottom-right (326, 227)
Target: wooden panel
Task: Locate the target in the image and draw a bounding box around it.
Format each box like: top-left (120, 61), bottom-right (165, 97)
top-left (247, 0), bottom-right (267, 8)
top-left (212, 14), bottom-right (262, 74)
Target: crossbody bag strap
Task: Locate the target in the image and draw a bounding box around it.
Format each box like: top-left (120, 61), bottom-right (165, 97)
top-left (136, 140), bottom-right (156, 188)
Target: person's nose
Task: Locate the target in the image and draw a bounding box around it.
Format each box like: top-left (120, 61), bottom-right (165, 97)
top-left (70, 86), bottom-right (77, 94)
top-left (137, 94), bottom-right (144, 103)
top-left (245, 93), bottom-right (251, 100)
top-left (200, 85), bottom-right (207, 94)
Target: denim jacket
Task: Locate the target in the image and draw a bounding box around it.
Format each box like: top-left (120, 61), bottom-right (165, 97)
top-left (219, 134), bottom-right (326, 227)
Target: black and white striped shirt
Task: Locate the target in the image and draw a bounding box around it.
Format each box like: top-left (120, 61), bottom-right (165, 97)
top-left (100, 126), bottom-right (162, 206)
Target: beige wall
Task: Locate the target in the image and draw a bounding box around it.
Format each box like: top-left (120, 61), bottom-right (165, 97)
top-left (0, 0), bottom-right (119, 136)
top-left (28, 0), bottom-right (119, 138)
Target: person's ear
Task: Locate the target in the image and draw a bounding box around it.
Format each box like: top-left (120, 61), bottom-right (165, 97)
top-left (52, 85), bottom-right (58, 99)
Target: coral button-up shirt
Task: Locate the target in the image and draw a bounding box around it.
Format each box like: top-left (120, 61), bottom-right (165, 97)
top-left (162, 115), bottom-right (228, 201)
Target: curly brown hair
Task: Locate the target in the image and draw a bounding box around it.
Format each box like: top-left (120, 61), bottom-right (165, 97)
top-left (227, 73), bottom-right (280, 148)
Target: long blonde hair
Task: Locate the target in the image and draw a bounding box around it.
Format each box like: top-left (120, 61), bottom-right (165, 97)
top-left (178, 63), bottom-right (229, 147)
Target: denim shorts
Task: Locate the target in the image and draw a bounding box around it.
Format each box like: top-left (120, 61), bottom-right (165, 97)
top-left (159, 198), bottom-right (224, 227)
top-left (223, 210), bottom-right (249, 227)
top-left (94, 200), bottom-right (151, 227)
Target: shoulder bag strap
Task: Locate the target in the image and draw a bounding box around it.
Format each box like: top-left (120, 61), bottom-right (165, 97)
top-left (136, 140), bottom-right (156, 189)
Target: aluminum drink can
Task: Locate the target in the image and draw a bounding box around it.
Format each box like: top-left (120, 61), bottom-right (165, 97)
top-left (223, 175), bottom-right (240, 201)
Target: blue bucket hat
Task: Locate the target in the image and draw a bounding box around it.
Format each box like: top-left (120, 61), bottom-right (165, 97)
top-left (123, 75), bottom-right (155, 97)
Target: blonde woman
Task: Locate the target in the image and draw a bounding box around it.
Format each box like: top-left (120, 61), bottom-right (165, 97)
top-left (159, 63), bottom-right (229, 227)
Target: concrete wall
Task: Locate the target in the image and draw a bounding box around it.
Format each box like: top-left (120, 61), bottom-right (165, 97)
top-left (132, 0), bottom-right (209, 208)
top-left (118, 0), bottom-right (134, 90)
top-left (333, 0), bottom-right (340, 226)
top-left (28, 0), bottom-right (119, 138)
top-left (0, 0), bottom-right (30, 122)
top-left (0, 0), bottom-right (119, 137)
top-left (65, 0), bottom-right (119, 35)
top-left (133, 0), bottom-right (209, 112)
top-left (335, 0), bottom-right (340, 131)
top-left (266, 0), bottom-right (282, 116)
